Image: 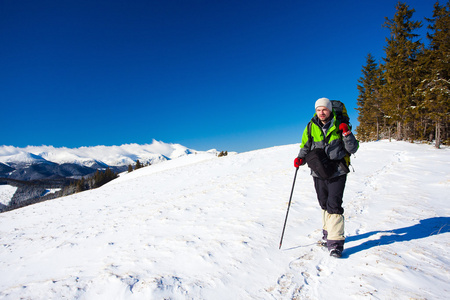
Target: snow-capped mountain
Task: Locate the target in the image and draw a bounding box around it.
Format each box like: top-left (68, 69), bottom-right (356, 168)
top-left (0, 140), bottom-right (204, 167)
top-left (0, 151), bottom-right (51, 166)
top-left (0, 140), bottom-right (448, 299)
top-left (0, 140), bottom-right (216, 180)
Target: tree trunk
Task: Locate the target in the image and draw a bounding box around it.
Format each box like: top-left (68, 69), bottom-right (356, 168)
top-left (435, 121), bottom-right (441, 149)
top-left (376, 118), bottom-right (380, 140)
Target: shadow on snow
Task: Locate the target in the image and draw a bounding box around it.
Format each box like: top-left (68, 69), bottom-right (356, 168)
top-left (343, 217), bottom-right (450, 257)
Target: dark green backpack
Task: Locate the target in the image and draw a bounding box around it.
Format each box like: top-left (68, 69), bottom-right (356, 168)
top-left (331, 100), bottom-right (351, 129)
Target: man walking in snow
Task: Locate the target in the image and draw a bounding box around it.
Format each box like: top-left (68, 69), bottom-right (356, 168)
top-left (294, 97), bottom-right (359, 258)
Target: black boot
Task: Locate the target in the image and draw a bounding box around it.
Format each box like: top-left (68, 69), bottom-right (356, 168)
top-left (329, 249), bottom-right (342, 258)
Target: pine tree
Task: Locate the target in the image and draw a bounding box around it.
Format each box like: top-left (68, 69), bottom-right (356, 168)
top-left (76, 177), bottom-right (86, 193)
top-left (418, 0), bottom-right (450, 148)
top-left (356, 53), bottom-right (385, 141)
top-left (128, 164), bottom-right (133, 172)
top-left (135, 160), bottom-right (142, 170)
top-left (381, 1), bottom-right (424, 141)
top-left (92, 168), bottom-right (118, 188)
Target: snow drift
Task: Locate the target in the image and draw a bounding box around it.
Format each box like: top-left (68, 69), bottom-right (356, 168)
top-left (0, 141), bottom-right (448, 299)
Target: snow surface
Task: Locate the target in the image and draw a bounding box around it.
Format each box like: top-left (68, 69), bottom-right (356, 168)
top-left (0, 140), bottom-right (215, 167)
top-left (0, 140), bottom-right (449, 299)
top-left (0, 185), bottom-right (17, 206)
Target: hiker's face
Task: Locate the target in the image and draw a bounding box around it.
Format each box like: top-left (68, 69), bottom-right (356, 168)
top-left (316, 107), bottom-right (331, 123)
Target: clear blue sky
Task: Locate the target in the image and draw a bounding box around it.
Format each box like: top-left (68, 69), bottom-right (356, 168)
top-left (0, 0), bottom-right (435, 152)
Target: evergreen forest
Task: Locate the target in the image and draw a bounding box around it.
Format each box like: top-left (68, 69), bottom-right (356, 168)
top-left (356, 1), bottom-right (449, 148)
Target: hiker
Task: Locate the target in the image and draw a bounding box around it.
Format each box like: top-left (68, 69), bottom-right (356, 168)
top-left (294, 97), bottom-right (359, 258)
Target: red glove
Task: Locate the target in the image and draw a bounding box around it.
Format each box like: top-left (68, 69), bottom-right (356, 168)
top-left (294, 157), bottom-right (303, 168)
top-left (339, 123), bottom-right (351, 136)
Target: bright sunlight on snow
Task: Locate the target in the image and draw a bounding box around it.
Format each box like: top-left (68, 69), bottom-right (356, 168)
top-left (0, 141), bottom-right (449, 299)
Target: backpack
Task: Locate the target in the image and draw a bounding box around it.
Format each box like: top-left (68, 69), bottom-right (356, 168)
top-left (330, 100), bottom-right (351, 130)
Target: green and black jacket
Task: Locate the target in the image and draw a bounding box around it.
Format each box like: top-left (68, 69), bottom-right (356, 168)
top-left (298, 112), bottom-right (359, 178)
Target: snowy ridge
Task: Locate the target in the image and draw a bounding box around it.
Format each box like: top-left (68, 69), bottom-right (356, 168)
top-left (0, 151), bottom-right (50, 165)
top-left (0, 141), bottom-right (449, 299)
top-left (0, 140), bottom-right (212, 168)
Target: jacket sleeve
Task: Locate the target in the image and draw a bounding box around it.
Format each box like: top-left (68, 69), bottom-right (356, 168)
top-left (342, 132), bottom-right (359, 154)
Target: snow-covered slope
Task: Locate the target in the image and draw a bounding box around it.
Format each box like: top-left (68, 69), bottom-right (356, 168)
top-left (0, 140), bottom-right (210, 167)
top-left (0, 185), bottom-right (17, 206)
top-left (0, 141), bottom-right (449, 299)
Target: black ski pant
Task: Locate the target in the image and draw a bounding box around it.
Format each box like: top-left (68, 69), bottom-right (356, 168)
top-left (313, 174), bottom-right (347, 214)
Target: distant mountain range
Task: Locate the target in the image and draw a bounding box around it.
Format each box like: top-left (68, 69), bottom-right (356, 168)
top-left (0, 140), bottom-right (216, 181)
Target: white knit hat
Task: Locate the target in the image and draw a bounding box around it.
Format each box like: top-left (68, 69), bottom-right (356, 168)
top-left (315, 97), bottom-right (332, 111)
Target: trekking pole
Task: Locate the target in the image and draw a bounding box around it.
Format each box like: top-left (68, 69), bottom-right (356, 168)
top-left (279, 167), bottom-right (299, 249)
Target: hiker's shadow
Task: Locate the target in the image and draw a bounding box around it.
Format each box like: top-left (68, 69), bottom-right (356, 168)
top-left (344, 217), bottom-right (449, 257)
